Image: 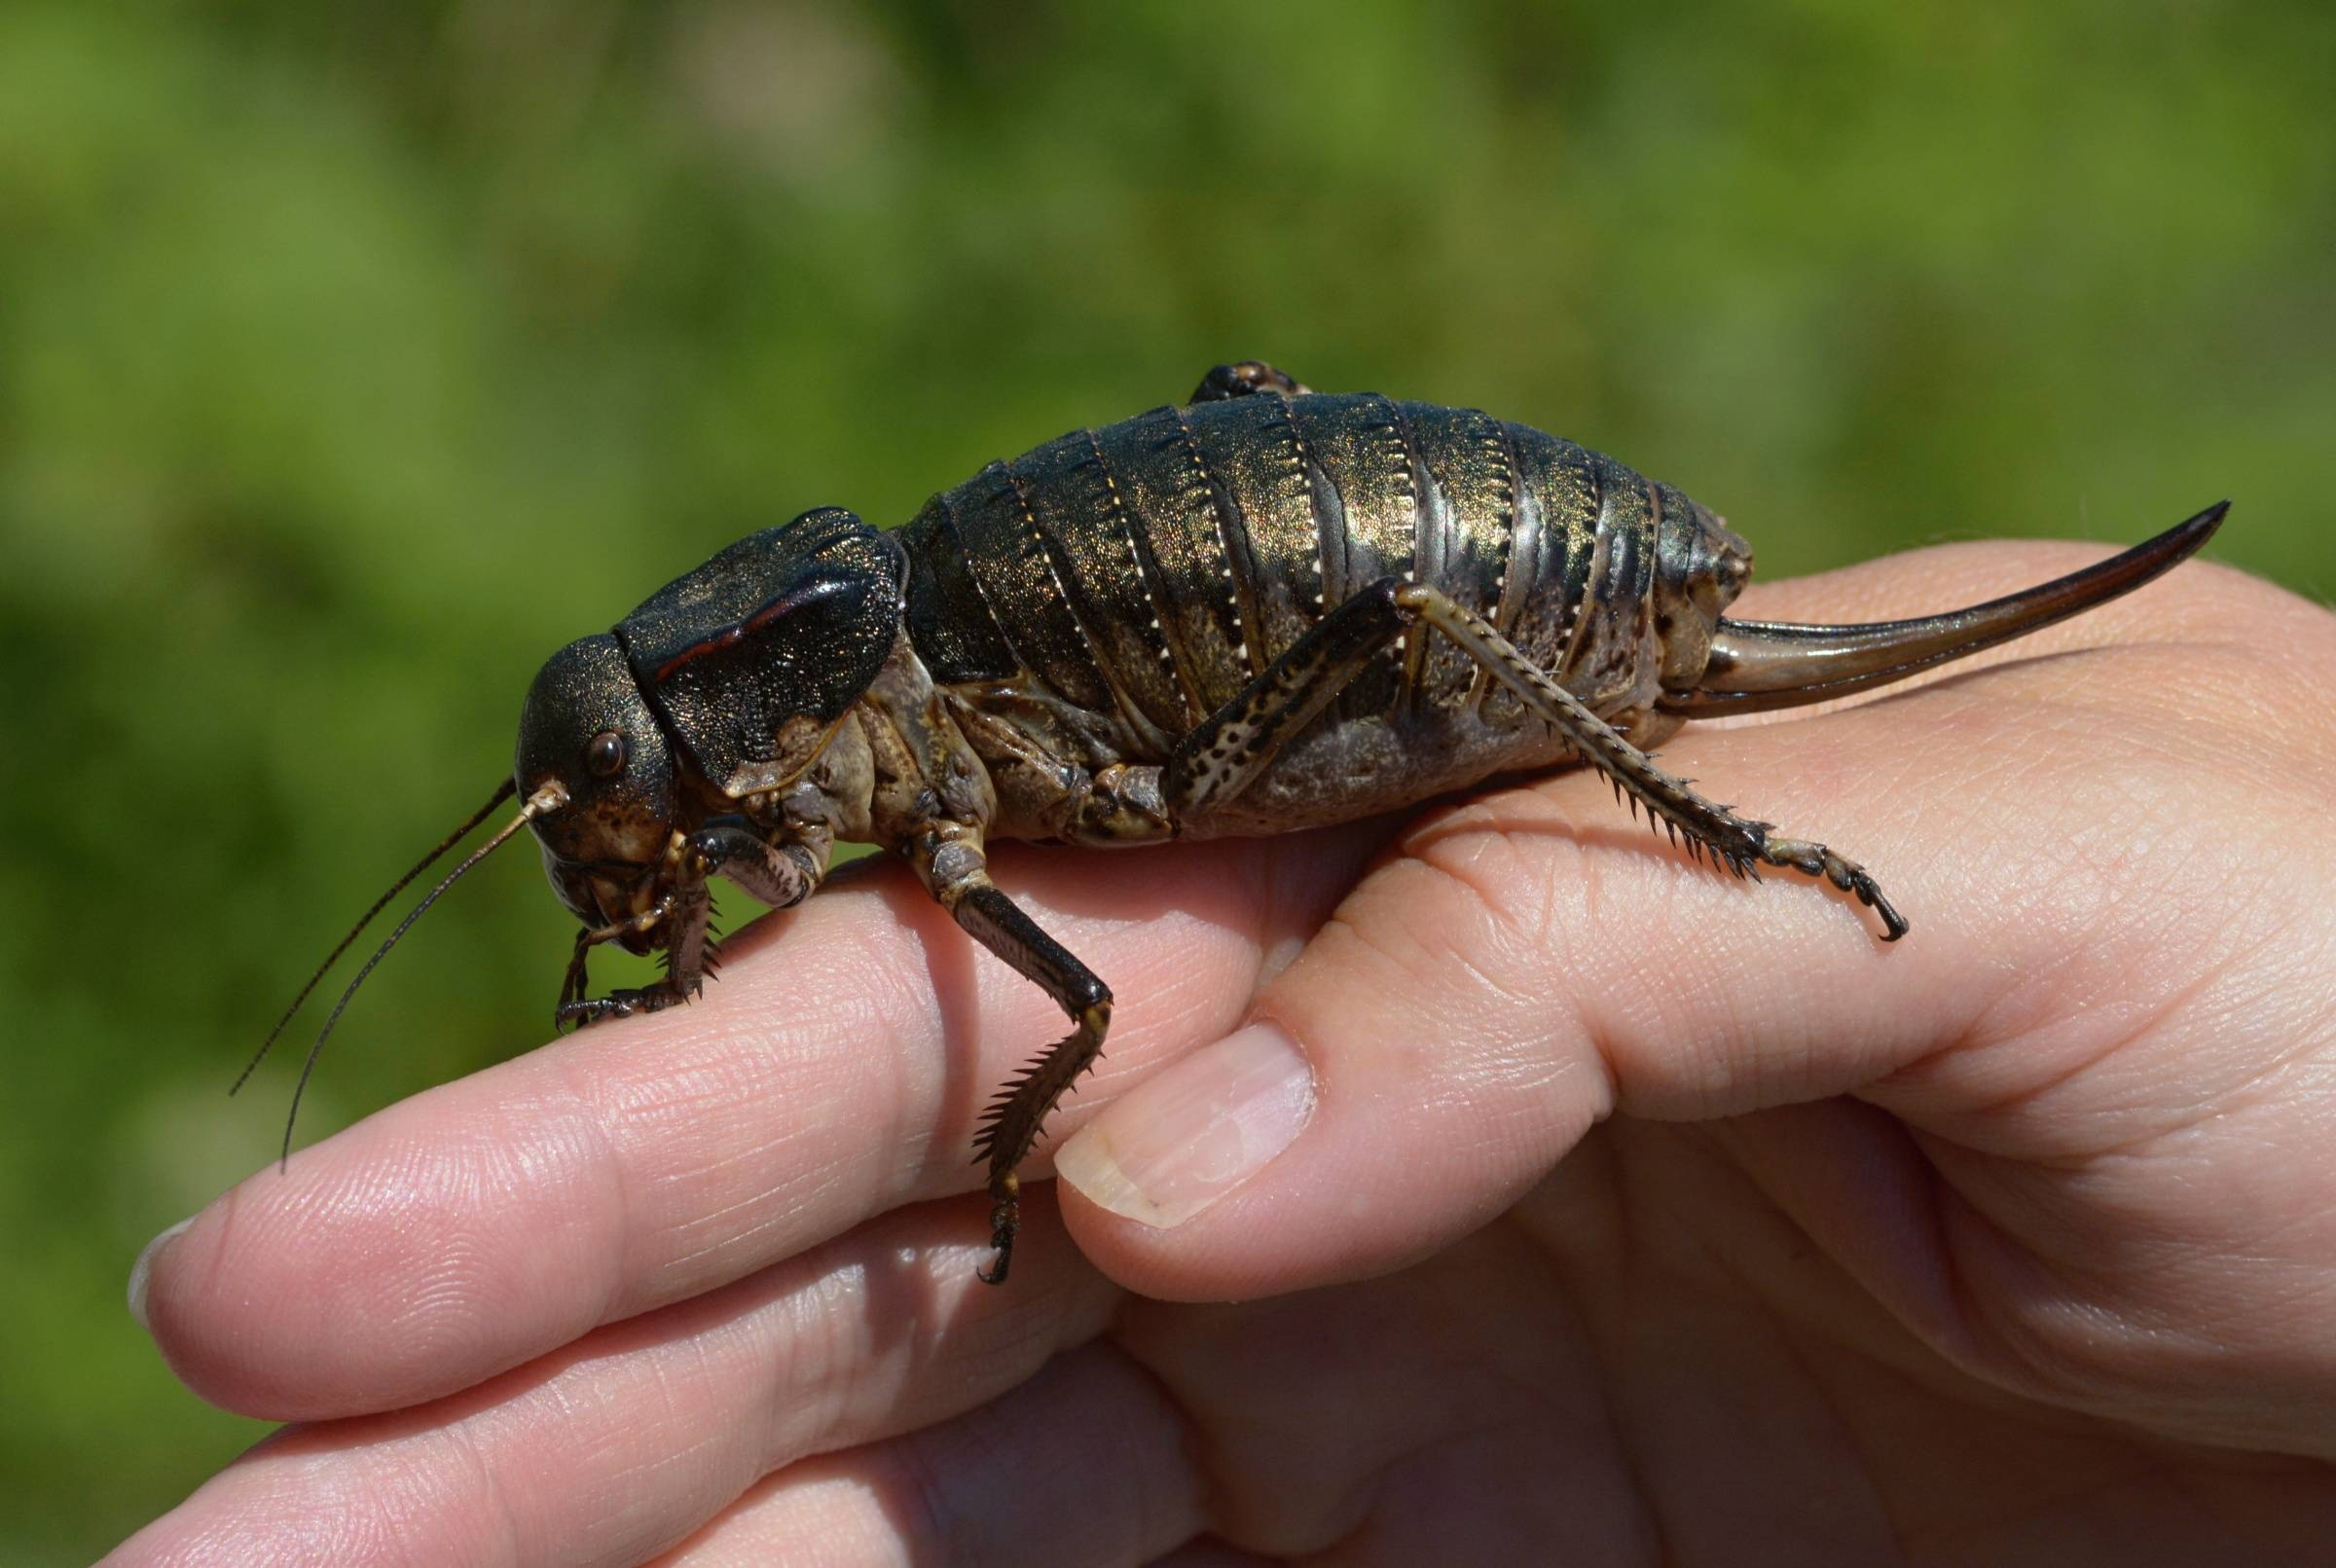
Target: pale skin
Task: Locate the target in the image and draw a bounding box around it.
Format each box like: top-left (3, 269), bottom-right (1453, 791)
top-left (115, 542), bottom-right (2336, 1565)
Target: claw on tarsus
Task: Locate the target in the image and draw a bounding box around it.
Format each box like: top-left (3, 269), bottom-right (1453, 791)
top-left (975, 1171), bottom-right (1019, 1285)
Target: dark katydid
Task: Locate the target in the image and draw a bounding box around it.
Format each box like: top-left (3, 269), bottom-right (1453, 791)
top-left (254, 360), bottom-right (2227, 1284)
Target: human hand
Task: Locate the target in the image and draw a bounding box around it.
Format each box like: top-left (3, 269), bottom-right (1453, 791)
top-left (113, 541), bottom-right (2336, 1565)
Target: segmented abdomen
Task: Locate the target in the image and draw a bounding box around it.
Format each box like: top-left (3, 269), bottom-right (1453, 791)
top-left (897, 392), bottom-right (1680, 756)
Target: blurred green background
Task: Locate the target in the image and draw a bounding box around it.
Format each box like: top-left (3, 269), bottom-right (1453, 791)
top-left (3, 0), bottom-right (2331, 1558)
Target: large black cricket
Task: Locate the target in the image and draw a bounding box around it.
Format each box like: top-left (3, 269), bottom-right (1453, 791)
top-left (251, 361), bottom-right (2227, 1284)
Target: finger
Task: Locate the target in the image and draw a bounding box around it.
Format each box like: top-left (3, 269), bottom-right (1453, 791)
top-left (138, 828), bottom-right (1382, 1420)
top-left (659, 1216), bottom-right (1634, 1567)
top-left (654, 1343), bottom-right (1205, 1568)
top-left (108, 1192), bottom-right (1121, 1568)
top-left (1143, 1545), bottom-right (1275, 1568)
top-left (1054, 542), bottom-right (2317, 1299)
top-left (1106, 1222), bottom-right (1666, 1565)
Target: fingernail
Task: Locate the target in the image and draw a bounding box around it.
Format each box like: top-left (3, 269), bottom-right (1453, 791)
top-left (1057, 1021), bottom-right (1314, 1228)
top-left (128, 1217), bottom-right (194, 1334)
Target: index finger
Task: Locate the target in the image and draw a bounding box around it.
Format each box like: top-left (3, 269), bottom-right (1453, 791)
top-left (135, 828), bottom-right (1381, 1420)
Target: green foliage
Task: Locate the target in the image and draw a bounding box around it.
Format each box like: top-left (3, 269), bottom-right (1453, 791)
top-left (3, 1), bottom-right (2330, 1557)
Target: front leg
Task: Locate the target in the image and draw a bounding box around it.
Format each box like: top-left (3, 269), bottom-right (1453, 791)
top-left (912, 827), bottom-right (1113, 1285)
top-left (554, 876), bottom-right (712, 1029)
top-left (554, 838), bottom-right (716, 1030)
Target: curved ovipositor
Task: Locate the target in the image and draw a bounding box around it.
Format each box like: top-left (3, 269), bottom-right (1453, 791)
top-left (1662, 501), bottom-right (2228, 716)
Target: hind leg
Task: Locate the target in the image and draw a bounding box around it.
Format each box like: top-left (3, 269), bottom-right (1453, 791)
top-left (1164, 577), bottom-right (1909, 940)
top-left (908, 826), bottom-right (1113, 1286)
top-left (1188, 360), bottom-right (1313, 402)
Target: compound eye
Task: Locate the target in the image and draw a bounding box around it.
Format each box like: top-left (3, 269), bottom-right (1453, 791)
top-left (585, 730), bottom-right (628, 779)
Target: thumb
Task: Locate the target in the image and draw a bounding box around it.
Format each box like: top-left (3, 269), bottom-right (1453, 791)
top-left (1055, 712), bottom-right (1957, 1298)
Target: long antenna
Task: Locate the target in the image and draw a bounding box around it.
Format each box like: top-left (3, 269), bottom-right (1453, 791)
top-left (233, 778), bottom-right (519, 1097)
top-left (270, 780), bottom-right (566, 1168)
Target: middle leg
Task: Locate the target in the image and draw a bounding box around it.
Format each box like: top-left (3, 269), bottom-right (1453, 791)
top-left (909, 827), bottom-right (1113, 1285)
